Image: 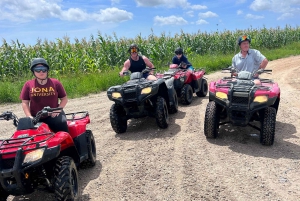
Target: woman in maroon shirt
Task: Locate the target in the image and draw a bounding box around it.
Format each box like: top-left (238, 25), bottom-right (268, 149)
top-left (20, 58), bottom-right (69, 133)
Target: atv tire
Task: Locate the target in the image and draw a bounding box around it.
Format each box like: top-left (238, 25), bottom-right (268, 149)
top-left (54, 156), bottom-right (79, 201)
top-left (155, 96), bottom-right (169, 129)
top-left (86, 130), bottom-right (96, 167)
top-left (0, 185), bottom-right (9, 201)
top-left (196, 79), bottom-right (208, 97)
top-left (204, 101), bottom-right (220, 138)
top-left (168, 92), bottom-right (178, 114)
top-left (180, 84), bottom-right (193, 105)
top-left (110, 103), bottom-right (127, 134)
top-left (260, 107), bottom-right (276, 146)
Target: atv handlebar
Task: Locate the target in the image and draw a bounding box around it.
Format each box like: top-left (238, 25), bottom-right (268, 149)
top-left (222, 66), bottom-right (272, 75)
top-left (0, 111), bottom-right (19, 127)
top-left (122, 67), bottom-right (156, 76)
top-left (33, 106), bottom-right (62, 124)
top-left (0, 111), bottom-right (17, 121)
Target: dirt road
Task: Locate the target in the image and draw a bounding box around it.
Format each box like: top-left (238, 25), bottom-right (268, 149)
top-left (2, 55), bottom-right (300, 201)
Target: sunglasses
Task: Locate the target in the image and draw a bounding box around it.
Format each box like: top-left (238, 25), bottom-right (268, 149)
top-left (34, 68), bottom-right (48, 73)
top-left (130, 48), bottom-right (138, 53)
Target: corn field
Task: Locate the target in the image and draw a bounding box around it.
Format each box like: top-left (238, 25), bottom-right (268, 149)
top-left (1, 25), bottom-right (299, 79)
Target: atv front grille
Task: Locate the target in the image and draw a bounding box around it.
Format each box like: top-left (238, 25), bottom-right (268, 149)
top-left (123, 91), bottom-right (137, 100)
top-left (232, 96), bottom-right (249, 105)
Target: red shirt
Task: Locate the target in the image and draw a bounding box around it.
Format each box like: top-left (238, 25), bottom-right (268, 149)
top-left (20, 78), bottom-right (67, 116)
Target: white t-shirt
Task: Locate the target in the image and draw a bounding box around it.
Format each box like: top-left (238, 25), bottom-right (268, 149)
top-left (232, 49), bottom-right (266, 73)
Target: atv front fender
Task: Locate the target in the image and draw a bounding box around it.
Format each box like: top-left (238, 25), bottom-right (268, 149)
top-left (47, 131), bottom-right (75, 151)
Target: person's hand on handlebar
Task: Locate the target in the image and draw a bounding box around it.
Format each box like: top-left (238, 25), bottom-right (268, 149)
top-left (51, 110), bottom-right (61, 118)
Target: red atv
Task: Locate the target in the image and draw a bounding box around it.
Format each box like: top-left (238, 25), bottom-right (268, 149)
top-left (0, 107), bottom-right (96, 200)
top-left (156, 63), bottom-right (208, 104)
top-left (204, 67), bottom-right (280, 145)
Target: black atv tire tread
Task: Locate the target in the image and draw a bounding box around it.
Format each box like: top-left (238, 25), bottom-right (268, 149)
top-left (204, 101), bottom-right (220, 138)
top-left (196, 79), bottom-right (208, 97)
top-left (85, 130), bottom-right (97, 167)
top-left (110, 104), bottom-right (127, 134)
top-left (260, 107), bottom-right (276, 146)
top-left (54, 156), bottom-right (79, 201)
top-left (155, 96), bottom-right (169, 129)
top-left (181, 84), bottom-right (193, 105)
top-left (0, 185), bottom-right (9, 201)
top-left (169, 92), bottom-right (178, 114)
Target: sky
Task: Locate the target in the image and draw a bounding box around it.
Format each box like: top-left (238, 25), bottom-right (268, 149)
top-left (0, 0), bottom-right (300, 45)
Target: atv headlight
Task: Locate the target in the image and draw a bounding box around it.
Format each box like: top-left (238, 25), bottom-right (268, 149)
top-left (254, 95), bottom-right (268, 103)
top-left (112, 92), bottom-right (122, 99)
top-left (216, 92), bottom-right (228, 100)
top-left (141, 87), bottom-right (152, 94)
top-left (23, 148), bottom-right (45, 164)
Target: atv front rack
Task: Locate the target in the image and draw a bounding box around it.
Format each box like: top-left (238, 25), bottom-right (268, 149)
top-left (0, 132), bottom-right (54, 156)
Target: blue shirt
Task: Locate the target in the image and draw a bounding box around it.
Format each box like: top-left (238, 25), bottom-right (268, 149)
top-left (172, 55), bottom-right (192, 66)
top-left (232, 49), bottom-right (266, 73)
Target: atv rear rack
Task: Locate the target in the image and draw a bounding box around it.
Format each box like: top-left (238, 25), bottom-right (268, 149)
top-left (66, 111), bottom-right (89, 121)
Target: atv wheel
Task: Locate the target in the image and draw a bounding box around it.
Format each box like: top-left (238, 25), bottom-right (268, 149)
top-left (204, 101), bottom-right (220, 138)
top-left (180, 84), bottom-right (193, 105)
top-left (54, 156), bottom-right (79, 201)
top-left (196, 79), bottom-right (208, 97)
top-left (110, 103), bottom-right (127, 134)
top-left (86, 130), bottom-right (96, 167)
top-left (155, 96), bottom-right (169, 129)
top-left (0, 185), bottom-right (9, 201)
top-left (260, 107), bottom-right (276, 146)
top-left (168, 92), bottom-right (178, 114)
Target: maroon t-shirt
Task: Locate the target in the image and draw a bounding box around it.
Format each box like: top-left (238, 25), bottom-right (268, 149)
top-left (20, 78), bottom-right (67, 116)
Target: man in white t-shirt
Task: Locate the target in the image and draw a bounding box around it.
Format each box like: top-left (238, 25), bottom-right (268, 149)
top-left (232, 35), bottom-right (268, 85)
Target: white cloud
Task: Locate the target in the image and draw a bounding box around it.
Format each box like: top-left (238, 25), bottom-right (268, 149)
top-left (237, 10), bottom-right (243, 15)
top-left (0, 0), bottom-right (132, 23)
top-left (154, 15), bottom-right (188, 25)
top-left (277, 13), bottom-right (294, 20)
top-left (186, 11), bottom-right (194, 17)
top-left (250, 0), bottom-right (272, 11)
top-left (250, 0), bottom-right (300, 13)
top-left (135, 0), bottom-right (189, 8)
top-left (246, 13), bottom-right (264, 19)
top-left (189, 5), bottom-right (207, 10)
top-left (198, 11), bottom-right (218, 18)
top-left (196, 19), bottom-right (208, 25)
top-left (249, 0), bottom-right (300, 20)
top-left (92, 8), bottom-right (133, 23)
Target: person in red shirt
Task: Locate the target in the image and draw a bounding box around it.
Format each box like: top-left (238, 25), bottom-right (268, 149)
top-left (20, 58), bottom-right (69, 133)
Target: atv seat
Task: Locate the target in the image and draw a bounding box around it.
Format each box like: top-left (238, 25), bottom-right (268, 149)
top-left (17, 117), bottom-right (35, 130)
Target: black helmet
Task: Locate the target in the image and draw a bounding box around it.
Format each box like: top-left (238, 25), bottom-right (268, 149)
top-left (175, 47), bottom-right (183, 55)
top-left (238, 35), bottom-right (251, 45)
top-left (128, 43), bottom-right (139, 52)
top-left (30, 58), bottom-right (49, 72)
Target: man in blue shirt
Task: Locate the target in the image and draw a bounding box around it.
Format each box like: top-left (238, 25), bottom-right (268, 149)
top-left (232, 35), bottom-right (268, 85)
top-left (172, 48), bottom-right (194, 71)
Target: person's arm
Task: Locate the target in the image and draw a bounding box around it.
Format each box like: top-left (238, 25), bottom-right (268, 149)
top-left (119, 60), bottom-right (130, 76)
top-left (182, 56), bottom-right (191, 66)
top-left (21, 100), bottom-right (33, 118)
top-left (58, 96), bottom-right (68, 108)
top-left (259, 58), bottom-right (268, 69)
top-left (143, 56), bottom-right (155, 74)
